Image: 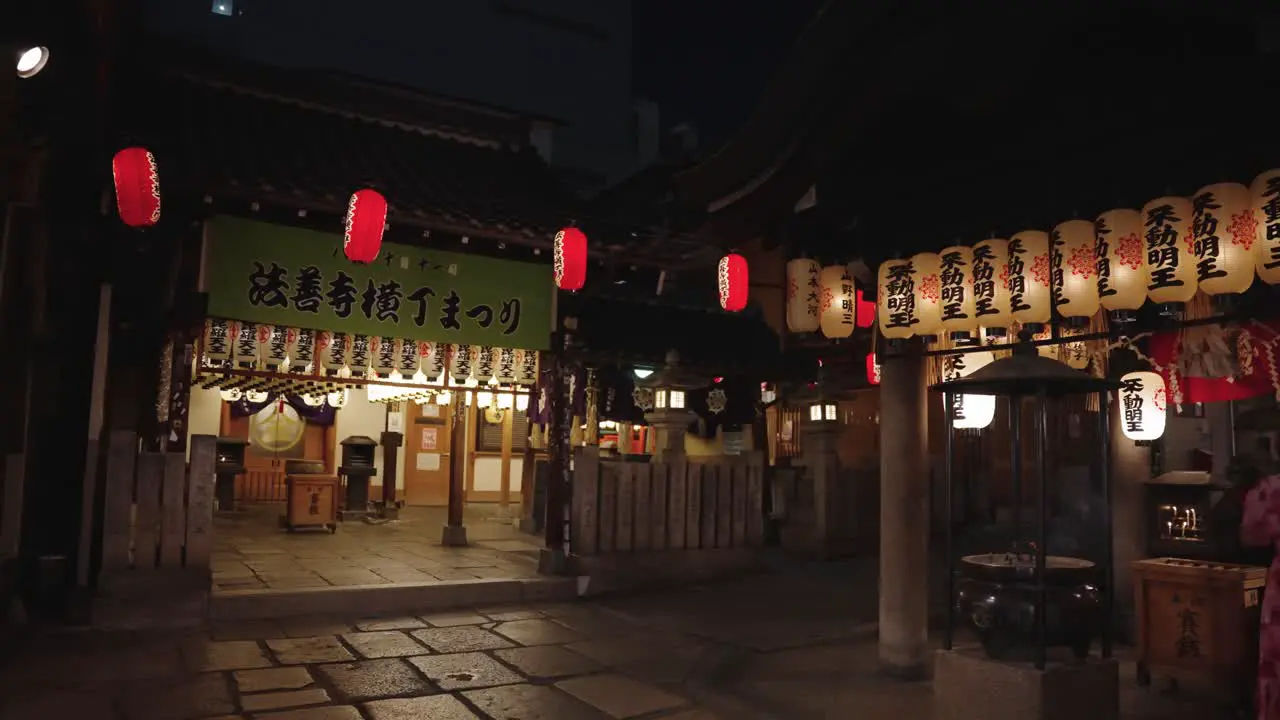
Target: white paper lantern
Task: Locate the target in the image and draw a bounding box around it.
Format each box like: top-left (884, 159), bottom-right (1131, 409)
top-left (1119, 371), bottom-right (1167, 441)
top-left (1142, 197), bottom-right (1197, 304)
top-left (327, 388), bottom-right (350, 408)
top-left (1191, 182), bottom-right (1256, 296)
top-left (911, 252), bottom-right (943, 339)
top-left (1050, 219), bottom-right (1100, 321)
top-left (219, 388), bottom-right (243, 403)
top-left (942, 350), bottom-right (995, 430)
top-left (1008, 230), bottom-right (1052, 326)
top-left (786, 258), bottom-right (821, 333)
top-left (1251, 169), bottom-right (1280, 285)
top-left (971, 238), bottom-right (1012, 335)
top-left (937, 246), bottom-right (977, 339)
top-left (1094, 209), bottom-right (1148, 316)
top-left (877, 258), bottom-right (920, 339)
top-left (819, 265), bottom-right (855, 339)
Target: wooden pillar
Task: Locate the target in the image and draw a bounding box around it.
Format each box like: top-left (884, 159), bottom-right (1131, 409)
top-left (441, 393), bottom-right (467, 545)
top-left (543, 330), bottom-right (568, 553)
top-left (878, 342), bottom-right (930, 678)
top-left (380, 428), bottom-right (403, 520)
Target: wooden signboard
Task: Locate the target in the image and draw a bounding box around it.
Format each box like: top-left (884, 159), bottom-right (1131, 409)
top-left (1131, 557), bottom-right (1265, 709)
top-left (283, 474), bottom-right (339, 533)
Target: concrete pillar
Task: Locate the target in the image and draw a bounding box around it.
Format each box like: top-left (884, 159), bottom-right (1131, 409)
top-left (878, 344), bottom-right (930, 678)
top-left (800, 422), bottom-right (843, 556)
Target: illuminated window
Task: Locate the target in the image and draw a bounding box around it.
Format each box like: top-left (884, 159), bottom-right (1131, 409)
top-left (212, 0), bottom-right (233, 16)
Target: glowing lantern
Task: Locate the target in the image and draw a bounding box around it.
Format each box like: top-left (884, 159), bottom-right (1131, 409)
top-left (553, 227), bottom-right (588, 291)
top-left (819, 265), bottom-right (855, 339)
top-left (938, 246), bottom-right (977, 340)
top-left (718, 253), bottom-right (749, 312)
top-left (911, 252), bottom-right (943, 339)
top-left (971, 238), bottom-right (1012, 336)
top-left (1051, 219), bottom-right (1100, 322)
top-left (1251, 169), bottom-right (1280, 285)
top-left (855, 287), bottom-right (876, 328)
top-left (1118, 371), bottom-right (1167, 441)
top-left (1094, 209), bottom-right (1148, 321)
top-left (343, 189), bottom-right (386, 264)
top-left (866, 353), bottom-right (880, 385)
top-left (941, 350), bottom-right (995, 430)
top-left (876, 258), bottom-right (918, 340)
top-left (1191, 182), bottom-right (1255, 296)
top-left (786, 258), bottom-right (821, 332)
top-left (112, 147), bottom-right (161, 228)
top-left (1008, 230), bottom-right (1052, 327)
top-left (1142, 197), bottom-right (1197, 306)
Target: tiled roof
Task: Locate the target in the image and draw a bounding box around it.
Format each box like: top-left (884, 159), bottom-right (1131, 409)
top-left (116, 44), bottom-right (576, 241)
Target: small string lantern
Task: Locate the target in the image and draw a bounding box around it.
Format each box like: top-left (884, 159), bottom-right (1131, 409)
top-left (819, 265), bottom-right (855, 339)
top-left (553, 227), bottom-right (588, 291)
top-left (911, 252), bottom-right (943, 340)
top-left (1118, 371), bottom-right (1167, 441)
top-left (1008, 230), bottom-right (1052, 329)
top-left (941, 350), bottom-right (995, 430)
top-left (718, 253), bottom-right (749, 312)
top-left (1050, 219), bottom-right (1100, 324)
top-left (877, 258), bottom-right (920, 340)
top-left (938, 245), bottom-right (977, 341)
top-left (855, 287), bottom-right (876, 329)
top-left (786, 258), bottom-right (822, 333)
top-left (1191, 182), bottom-right (1255, 297)
top-left (112, 147), bottom-right (161, 228)
top-left (1251, 169), bottom-right (1280, 284)
top-left (866, 353), bottom-right (880, 385)
top-left (344, 189), bottom-right (387, 264)
top-left (1141, 196), bottom-right (1197, 308)
top-left (1094, 208), bottom-right (1148, 322)
top-left (971, 238), bottom-right (1012, 336)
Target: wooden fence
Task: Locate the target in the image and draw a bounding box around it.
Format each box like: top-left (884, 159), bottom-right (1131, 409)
top-left (239, 469), bottom-right (287, 503)
top-left (100, 431), bottom-right (216, 575)
top-left (570, 447), bottom-right (765, 557)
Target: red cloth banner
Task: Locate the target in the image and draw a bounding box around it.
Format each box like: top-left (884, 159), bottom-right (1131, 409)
top-left (1148, 320), bottom-right (1280, 404)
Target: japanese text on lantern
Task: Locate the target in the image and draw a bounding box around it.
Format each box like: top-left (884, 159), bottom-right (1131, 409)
top-left (1007, 236), bottom-right (1032, 315)
top-left (943, 354), bottom-right (970, 421)
top-left (245, 261), bottom-right (523, 336)
top-left (1191, 191), bottom-right (1226, 283)
top-left (881, 260), bottom-right (918, 332)
top-left (1096, 216), bottom-right (1116, 299)
top-left (1144, 202), bottom-right (1188, 294)
top-left (972, 243), bottom-right (998, 319)
top-left (938, 250), bottom-right (968, 322)
top-left (1257, 172), bottom-right (1280, 274)
top-left (1122, 376), bottom-right (1144, 433)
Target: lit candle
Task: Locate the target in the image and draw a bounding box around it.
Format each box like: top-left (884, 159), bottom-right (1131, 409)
top-left (1167, 520), bottom-right (1173, 537)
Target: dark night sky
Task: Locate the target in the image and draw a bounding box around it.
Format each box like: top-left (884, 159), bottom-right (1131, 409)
top-left (631, 0), bottom-right (824, 150)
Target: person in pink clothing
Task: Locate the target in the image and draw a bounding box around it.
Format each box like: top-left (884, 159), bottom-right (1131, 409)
top-left (1241, 471), bottom-right (1280, 719)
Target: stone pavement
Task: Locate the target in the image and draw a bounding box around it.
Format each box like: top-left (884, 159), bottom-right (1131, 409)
top-left (214, 505), bottom-right (543, 593)
top-left (0, 558), bottom-right (1249, 719)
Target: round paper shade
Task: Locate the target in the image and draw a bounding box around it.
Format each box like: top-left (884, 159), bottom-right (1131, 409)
top-left (1251, 169), bottom-right (1280, 285)
top-left (1142, 196), bottom-right (1197, 304)
top-left (877, 258), bottom-right (919, 339)
top-left (1008, 230), bottom-right (1052, 325)
top-left (971, 238), bottom-right (1012, 332)
top-left (787, 258), bottom-right (821, 333)
top-left (819, 265), bottom-right (855, 339)
top-left (1051, 219), bottom-right (1100, 319)
top-left (1119, 371), bottom-right (1167, 441)
top-left (911, 252), bottom-right (943, 338)
top-left (1095, 209), bottom-right (1148, 312)
top-left (942, 350), bottom-right (995, 430)
top-left (1192, 182), bottom-right (1255, 295)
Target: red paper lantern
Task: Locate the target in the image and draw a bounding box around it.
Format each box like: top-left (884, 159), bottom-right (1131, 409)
top-left (554, 227), bottom-right (587, 291)
top-left (112, 147), bottom-right (161, 228)
top-left (344, 189), bottom-right (387, 264)
top-left (718, 253), bottom-right (749, 312)
top-left (866, 353), bottom-right (880, 385)
top-left (855, 288), bottom-right (876, 328)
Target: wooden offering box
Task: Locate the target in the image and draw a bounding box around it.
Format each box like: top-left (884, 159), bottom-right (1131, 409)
top-left (1131, 558), bottom-right (1265, 707)
top-left (283, 474), bottom-right (339, 533)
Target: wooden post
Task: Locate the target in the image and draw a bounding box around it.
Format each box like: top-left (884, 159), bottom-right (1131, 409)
top-left (441, 393), bottom-right (468, 546)
top-left (380, 429), bottom-right (403, 519)
top-left (542, 331), bottom-right (569, 557)
top-left (186, 435), bottom-right (216, 571)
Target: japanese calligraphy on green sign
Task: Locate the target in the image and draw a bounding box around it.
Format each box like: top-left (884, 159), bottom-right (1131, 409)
top-left (205, 216), bottom-right (552, 350)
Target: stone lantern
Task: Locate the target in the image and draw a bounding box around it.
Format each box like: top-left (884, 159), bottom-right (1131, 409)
top-left (792, 364), bottom-right (852, 556)
top-left (636, 350), bottom-right (707, 460)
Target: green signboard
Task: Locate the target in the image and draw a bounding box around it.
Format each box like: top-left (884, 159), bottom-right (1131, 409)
top-left (205, 215), bottom-right (553, 350)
